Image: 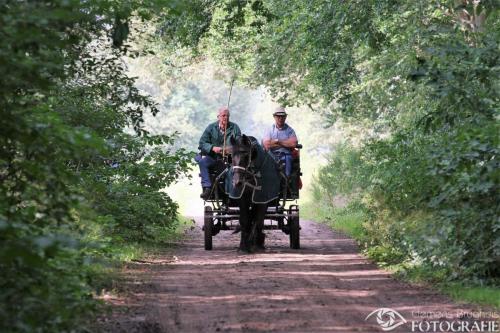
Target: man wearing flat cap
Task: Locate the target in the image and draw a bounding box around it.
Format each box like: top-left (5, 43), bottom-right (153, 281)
top-left (262, 106), bottom-right (298, 177)
top-left (196, 106), bottom-right (241, 200)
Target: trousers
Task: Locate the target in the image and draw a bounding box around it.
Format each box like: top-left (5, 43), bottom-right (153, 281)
top-left (195, 154), bottom-right (216, 188)
top-left (275, 152), bottom-right (292, 177)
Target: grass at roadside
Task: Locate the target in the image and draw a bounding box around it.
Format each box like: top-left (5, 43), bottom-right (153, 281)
top-left (89, 215), bottom-right (192, 293)
top-left (303, 201), bottom-right (500, 310)
top-left (87, 215), bottom-right (192, 332)
top-left (443, 285), bottom-right (500, 308)
top-left (302, 201), bottom-right (366, 241)
top-left (391, 264), bottom-right (500, 309)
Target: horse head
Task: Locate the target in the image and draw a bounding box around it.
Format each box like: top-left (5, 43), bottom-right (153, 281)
top-left (230, 134), bottom-right (258, 189)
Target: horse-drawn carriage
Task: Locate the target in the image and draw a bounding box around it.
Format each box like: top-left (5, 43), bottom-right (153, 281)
top-left (202, 135), bottom-right (302, 251)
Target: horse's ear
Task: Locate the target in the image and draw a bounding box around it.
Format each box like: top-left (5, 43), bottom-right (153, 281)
top-left (242, 134), bottom-right (251, 146)
top-left (230, 135), bottom-right (237, 146)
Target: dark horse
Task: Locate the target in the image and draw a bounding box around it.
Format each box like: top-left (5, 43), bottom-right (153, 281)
top-left (229, 135), bottom-right (268, 252)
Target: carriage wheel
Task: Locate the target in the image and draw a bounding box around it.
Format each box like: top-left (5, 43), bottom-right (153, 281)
top-left (204, 206), bottom-right (213, 250)
top-left (289, 214), bottom-right (300, 249)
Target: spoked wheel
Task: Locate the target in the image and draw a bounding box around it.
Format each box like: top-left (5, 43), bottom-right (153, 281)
top-left (289, 214), bottom-right (300, 249)
top-left (204, 206), bottom-right (213, 250)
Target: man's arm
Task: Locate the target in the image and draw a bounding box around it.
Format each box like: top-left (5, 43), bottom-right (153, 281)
top-left (233, 123), bottom-right (242, 137)
top-left (265, 136), bottom-right (297, 149)
top-left (279, 127), bottom-right (298, 148)
top-left (199, 126), bottom-right (214, 155)
top-left (278, 135), bottom-right (298, 148)
top-left (262, 128), bottom-right (273, 150)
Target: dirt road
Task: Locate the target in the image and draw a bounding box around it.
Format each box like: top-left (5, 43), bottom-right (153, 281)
top-left (99, 218), bottom-right (498, 333)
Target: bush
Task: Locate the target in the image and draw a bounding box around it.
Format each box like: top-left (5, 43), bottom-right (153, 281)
top-left (0, 2), bottom-right (193, 332)
top-left (312, 120), bottom-right (499, 281)
top-left (0, 222), bottom-right (97, 332)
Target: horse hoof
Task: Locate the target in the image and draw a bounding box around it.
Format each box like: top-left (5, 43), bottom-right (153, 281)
top-left (253, 245), bottom-right (266, 252)
top-left (238, 246), bottom-right (253, 254)
top-left (256, 233), bottom-right (266, 250)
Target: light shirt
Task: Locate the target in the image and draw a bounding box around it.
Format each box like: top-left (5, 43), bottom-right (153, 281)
top-left (263, 123), bottom-right (297, 155)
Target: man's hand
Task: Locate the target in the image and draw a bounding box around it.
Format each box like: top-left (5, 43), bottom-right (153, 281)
top-left (279, 136), bottom-right (298, 148)
top-left (212, 146), bottom-right (223, 154)
top-left (262, 139), bottom-right (272, 150)
top-left (263, 138), bottom-right (282, 150)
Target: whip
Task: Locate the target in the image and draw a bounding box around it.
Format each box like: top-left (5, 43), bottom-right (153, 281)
top-left (222, 78), bottom-right (235, 160)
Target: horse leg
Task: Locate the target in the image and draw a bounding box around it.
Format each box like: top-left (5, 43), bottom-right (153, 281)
top-left (251, 204), bottom-right (267, 250)
top-left (238, 194), bottom-right (252, 252)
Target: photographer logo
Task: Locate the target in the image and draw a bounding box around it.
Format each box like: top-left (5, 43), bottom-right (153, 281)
top-left (365, 308), bottom-right (407, 331)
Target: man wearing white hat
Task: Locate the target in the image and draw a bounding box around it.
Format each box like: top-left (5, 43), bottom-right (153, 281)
top-left (262, 106), bottom-right (298, 177)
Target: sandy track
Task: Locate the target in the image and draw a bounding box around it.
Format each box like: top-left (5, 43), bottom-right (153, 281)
top-left (99, 219), bottom-right (497, 333)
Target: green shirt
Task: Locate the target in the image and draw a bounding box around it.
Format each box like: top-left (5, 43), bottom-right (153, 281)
top-left (198, 121), bottom-right (241, 158)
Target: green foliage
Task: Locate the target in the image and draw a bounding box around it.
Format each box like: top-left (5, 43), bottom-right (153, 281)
top-left (1, 222), bottom-right (97, 332)
top-left (313, 143), bottom-right (368, 198)
top-left (362, 121), bottom-right (498, 278)
top-left (82, 134), bottom-right (193, 241)
top-left (143, 83), bottom-right (214, 149)
top-left (1, 1), bottom-right (193, 332)
top-left (312, 122), bottom-right (499, 280)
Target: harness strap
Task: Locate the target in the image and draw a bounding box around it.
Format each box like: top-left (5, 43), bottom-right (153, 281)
top-left (230, 137), bottom-right (267, 192)
top-left (231, 166), bottom-right (262, 190)
top-left (243, 181), bottom-right (262, 191)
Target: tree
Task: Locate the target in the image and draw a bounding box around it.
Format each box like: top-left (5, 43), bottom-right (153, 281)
top-left (1, 1), bottom-right (192, 331)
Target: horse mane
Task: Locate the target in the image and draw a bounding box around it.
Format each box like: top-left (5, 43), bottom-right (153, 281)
top-left (231, 134), bottom-right (259, 158)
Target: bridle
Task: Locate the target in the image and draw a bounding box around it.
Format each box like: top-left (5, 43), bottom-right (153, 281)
top-left (231, 142), bottom-right (262, 191)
